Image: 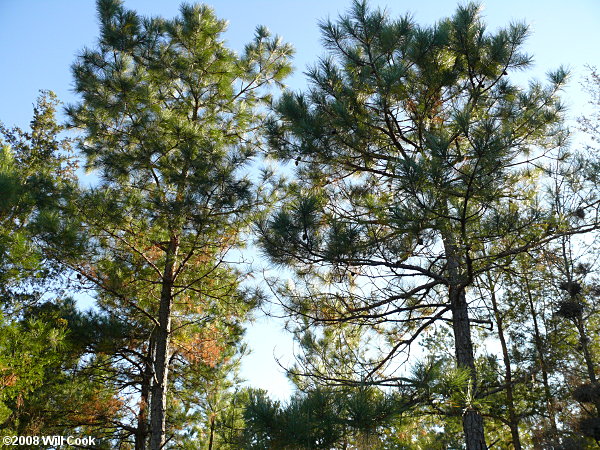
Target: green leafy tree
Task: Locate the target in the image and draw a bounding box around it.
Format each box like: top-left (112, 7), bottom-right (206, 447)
top-left (168, 320), bottom-right (249, 448)
top-left (567, 65), bottom-right (600, 447)
top-left (0, 311), bottom-right (68, 433)
top-left (242, 385), bottom-right (412, 449)
top-left (259, 2), bottom-right (573, 447)
top-left (0, 93), bottom-right (120, 443)
top-left (544, 186), bottom-right (600, 444)
top-left (1, 300), bottom-right (125, 444)
top-left (0, 91), bottom-right (76, 307)
top-left (64, 0), bottom-right (292, 447)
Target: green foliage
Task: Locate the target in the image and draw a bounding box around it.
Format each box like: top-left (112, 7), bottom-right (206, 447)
top-left (258, 1), bottom-right (578, 447)
top-left (0, 313), bottom-right (66, 431)
top-left (60, 0), bottom-right (294, 446)
top-left (2, 1), bottom-right (600, 448)
top-left (0, 91), bottom-right (124, 442)
top-left (0, 299), bottom-right (123, 440)
top-left (242, 386), bottom-right (411, 449)
top-left (0, 91), bottom-right (76, 304)
top-left (259, 0), bottom-right (570, 330)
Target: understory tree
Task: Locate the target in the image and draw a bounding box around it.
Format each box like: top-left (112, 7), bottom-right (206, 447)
top-left (256, 1), bottom-right (594, 447)
top-left (242, 385), bottom-right (414, 449)
top-left (60, 0), bottom-right (292, 448)
top-left (0, 91), bottom-right (76, 307)
top-left (0, 93), bottom-right (120, 440)
top-left (569, 65), bottom-right (600, 445)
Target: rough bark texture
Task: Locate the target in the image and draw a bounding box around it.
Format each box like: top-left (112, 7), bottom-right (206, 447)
top-left (135, 349), bottom-right (152, 450)
top-left (445, 234), bottom-right (487, 450)
top-left (450, 285), bottom-right (487, 450)
top-left (149, 237), bottom-right (178, 450)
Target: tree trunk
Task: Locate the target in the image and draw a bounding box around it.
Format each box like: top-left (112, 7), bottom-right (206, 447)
top-left (208, 415), bottom-right (215, 450)
top-left (558, 238), bottom-right (600, 413)
top-left (574, 317), bottom-right (600, 414)
top-left (523, 277), bottom-right (559, 439)
top-left (135, 344), bottom-right (153, 450)
top-left (444, 233), bottom-right (487, 449)
top-left (150, 236), bottom-right (179, 450)
top-left (487, 278), bottom-right (521, 450)
top-left (576, 317), bottom-right (597, 384)
top-left (450, 284), bottom-right (488, 449)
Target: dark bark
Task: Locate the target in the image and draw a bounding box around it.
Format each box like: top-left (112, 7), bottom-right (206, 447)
top-left (444, 233), bottom-right (487, 450)
top-left (150, 236), bottom-right (179, 450)
top-left (450, 284), bottom-right (488, 450)
top-left (576, 317), bottom-right (597, 384)
top-left (574, 317), bottom-right (600, 414)
top-left (135, 345), bottom-right (153, 450)
top-left (488, 279), bottom-right (522, 450)
top-left (136, 340), bottom-right (156, 450)
top-left (524, 277), bottom-right (559, 440)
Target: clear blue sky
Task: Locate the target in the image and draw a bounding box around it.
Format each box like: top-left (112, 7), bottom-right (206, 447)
top-left (1, 0), bottom-right (599, 400)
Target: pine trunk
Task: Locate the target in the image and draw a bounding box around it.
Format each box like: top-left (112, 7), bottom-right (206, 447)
top-left (524, 278), bottom-right (559, 439)
top-left (208, 416), bottom-right (215, 450)
top-left (149, 237), bottom-right (178, 450)
top-left (450, 284), bottom-right (487, 449)
top-left (576, 317), bottom-right (598, 384)
top-left (488, 281), bottom-right (521, 450)
top-left (575, 317), bottom-right (600, 414)
top-left (444, 233), bottom-right (487, 450)
top-left (135, 345), bottom-right (153, 450)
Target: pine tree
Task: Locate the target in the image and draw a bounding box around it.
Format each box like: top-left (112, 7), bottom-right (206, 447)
top-left (0, 92), bottom-right (119, 440)
top-left (568, 65), bottom-right (600, 446)
top-left (64, 1), bottom-right (292, 447)
top-left (0, 91), bottom-right (76, 307)
top-left (259, 2), bottom-right (573, 447)
top-left (242, 385), bottom-right (412, 449)
top-left (2, 299), bottom-right (125, 442)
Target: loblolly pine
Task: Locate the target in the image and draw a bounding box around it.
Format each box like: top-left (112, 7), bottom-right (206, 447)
top-left (66, 1), bottom-right (292, 447)
top-left (258, 2), bottom-right (572, 447)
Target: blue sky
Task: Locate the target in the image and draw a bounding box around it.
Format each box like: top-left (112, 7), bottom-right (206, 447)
top-left (2, 0), bottom-right (600, 129)
top-left (1, 0), bottom-right (599, 400)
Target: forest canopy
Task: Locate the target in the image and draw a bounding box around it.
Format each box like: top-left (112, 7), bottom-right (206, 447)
top-left (0, 1), bottom-right (599, 449)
